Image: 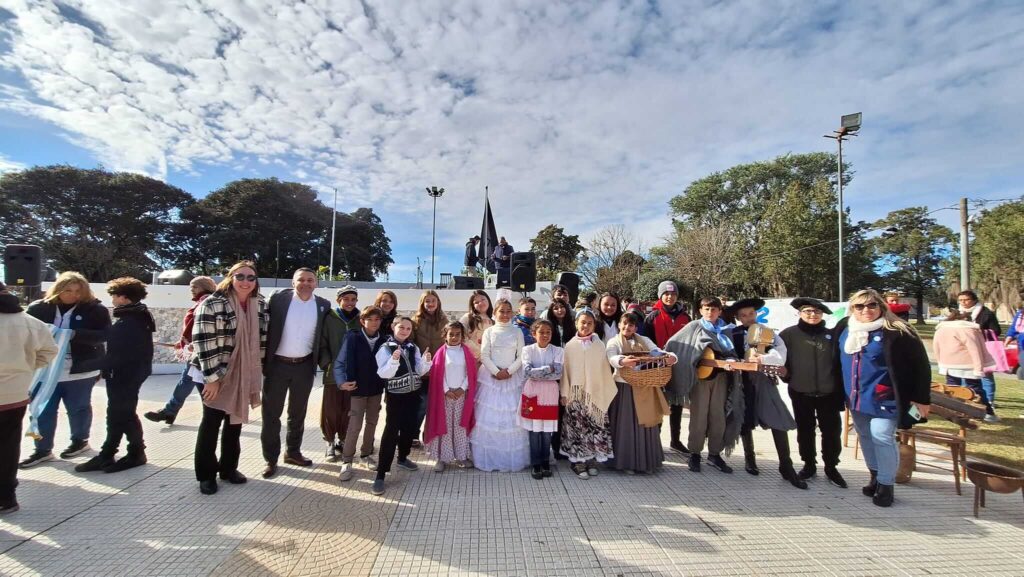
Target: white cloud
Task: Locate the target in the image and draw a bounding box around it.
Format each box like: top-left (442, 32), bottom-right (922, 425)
top-left (0, 153), bottom-right (26, 174)
top-left (0, 0), bottom-right (1022, 262)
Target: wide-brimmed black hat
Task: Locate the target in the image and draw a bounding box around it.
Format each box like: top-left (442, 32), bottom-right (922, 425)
top-left (726, 297), bottom-right (765, 314)
top-left (790, 297), bottom-right (832, 314)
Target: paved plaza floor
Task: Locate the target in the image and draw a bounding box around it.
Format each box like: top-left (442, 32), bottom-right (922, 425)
top-left (1, 375), bottom-right (1022, 576)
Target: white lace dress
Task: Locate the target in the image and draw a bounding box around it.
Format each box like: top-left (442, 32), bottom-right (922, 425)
top-left (469, 321), bottom-right (530, 471)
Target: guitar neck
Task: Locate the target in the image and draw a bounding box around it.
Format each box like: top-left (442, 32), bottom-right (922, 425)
top-left (697, 359), bottom-right (761, 372)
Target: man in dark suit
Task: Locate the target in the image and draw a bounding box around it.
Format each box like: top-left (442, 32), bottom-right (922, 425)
top-left (261, 268), bottom-right (331, 478)
top-left (492, 237), bottom-right (514, 287)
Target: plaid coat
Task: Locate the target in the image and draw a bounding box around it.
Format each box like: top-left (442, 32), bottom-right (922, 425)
top-left (191, 291), bottom-right (268, 383)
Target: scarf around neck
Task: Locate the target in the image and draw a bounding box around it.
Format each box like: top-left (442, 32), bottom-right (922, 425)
top-left (209, 291), bottom-right (263, 424)
top-left (843, 317), bottom-right (885, 354)
top-left (699, 318), bottom-right (735, 353)
top-left (797, 319), bottom-right (826, 334)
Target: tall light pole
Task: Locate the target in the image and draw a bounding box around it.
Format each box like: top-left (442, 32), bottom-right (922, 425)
top-left (824, 112), bottom-right (861, 301)
top-left (426, 186), bottom-right (445, 286)
top-left (328, 187), bottom-right (338, 281)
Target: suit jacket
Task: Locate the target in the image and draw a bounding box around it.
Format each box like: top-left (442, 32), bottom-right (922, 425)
top-left (265, 289), bottom-right (331, 372)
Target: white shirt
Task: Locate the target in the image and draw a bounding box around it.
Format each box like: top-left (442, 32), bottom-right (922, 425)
top-left (480, 322), bottom-right (524, 376)
top-left (443, 345), bottom-right (469, 391)
top-left (275, 293), bottom-right (318, 357)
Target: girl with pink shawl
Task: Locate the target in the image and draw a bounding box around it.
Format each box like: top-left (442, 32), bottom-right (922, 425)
top-left (424, 322), bottom-right (479, 471)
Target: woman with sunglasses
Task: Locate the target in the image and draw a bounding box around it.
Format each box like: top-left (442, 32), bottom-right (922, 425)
top-left (191, 261), bottom-right (269, 495)
top-left (832, 289), bottom-right (931, 507)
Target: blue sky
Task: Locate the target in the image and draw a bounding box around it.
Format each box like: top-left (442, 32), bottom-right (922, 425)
top-left (2, 0), bottom-right (1023, 283)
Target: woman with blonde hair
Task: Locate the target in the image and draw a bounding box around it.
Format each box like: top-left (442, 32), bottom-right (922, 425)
top-left (191, 261), bottom-right (268, 495)
top-left (832, 289), bottom-right (931, 507)
top-left (21, 272), bottom-right (111, 468)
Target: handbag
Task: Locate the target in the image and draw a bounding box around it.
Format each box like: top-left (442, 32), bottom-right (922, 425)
top-left (385, 346), bottom-right (422, 394)
top-left (982, 329), bottom-right (1010, 373)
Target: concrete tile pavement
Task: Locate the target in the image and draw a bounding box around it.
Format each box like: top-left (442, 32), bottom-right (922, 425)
top-left (1, 374), bottom-right (1022, 576)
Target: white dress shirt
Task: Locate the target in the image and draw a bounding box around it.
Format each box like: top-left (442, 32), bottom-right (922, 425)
top-left (275, 293), bottom-right (318, 357)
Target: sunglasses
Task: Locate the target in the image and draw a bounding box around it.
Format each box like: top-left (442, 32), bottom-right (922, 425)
top-left (852, 302), bottom-right (880, 311)
top-left (233, 274), bottom-right (258, 282)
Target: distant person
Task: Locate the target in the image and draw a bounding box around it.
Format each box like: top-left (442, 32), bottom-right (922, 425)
top-left (934, 311), bottom-right (997, 421)
top-left (541, 284), bottom-right (576, 322)
top-left (1004, 288), bottom-right (1024, 379)
top-left (192, 261), bottom-right (268, 495)
top-left (21, 272), bottom-right (111, 468)
top-left (464, 236), bottom-right (481, 274)
top-left (492, 237), bottom-right (514, 287)
top-left (145, 276), bottom-right (217, 425)
top-left (885, 293), bottom-right (911, 322)
top-left (0, 281), bottom-right (59, 513)
top-left (260, 268), bottom-right (331, 478)
top-left (575, 291), bottom-right (597, 314)
top-left (74, 277), bottom-right (155, 474)
top-left (957, 290), bottom-right (1001, 418)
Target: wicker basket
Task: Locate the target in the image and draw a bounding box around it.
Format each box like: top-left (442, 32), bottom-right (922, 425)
top-left (620, 355), bottom-right (672, 388)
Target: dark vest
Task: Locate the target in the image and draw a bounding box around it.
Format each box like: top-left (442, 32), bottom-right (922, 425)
top-left (345, 330), bottom-right (385, 397)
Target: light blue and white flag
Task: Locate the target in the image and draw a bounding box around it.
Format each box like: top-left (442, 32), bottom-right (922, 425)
top-left (26, 326), bottom-right (73, 439)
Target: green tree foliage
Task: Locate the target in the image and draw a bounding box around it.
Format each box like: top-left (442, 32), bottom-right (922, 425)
top-left (171, 178), bottom-right (391, 280)
top-left (968, 198), bottom-right (1024, 308)
top-left (529, 224), bottom-right (584, 281)
top-left (872, 207), bottom-right (955, 322)
top-left (0, 165), bottom-right (192, 280)
top-left (665, 152), bottom-right (874, 300)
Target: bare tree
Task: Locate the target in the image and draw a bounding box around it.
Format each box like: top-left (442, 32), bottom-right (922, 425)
top-left (664, 224), bottom-right (737, 300)
top-left (579, 224), bottom-right (646, 293)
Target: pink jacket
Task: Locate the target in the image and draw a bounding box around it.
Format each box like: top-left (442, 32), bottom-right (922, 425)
top-left (424, 345), bottom-right (479, 445)
top-left (932, 320), bottom-right (994, 376)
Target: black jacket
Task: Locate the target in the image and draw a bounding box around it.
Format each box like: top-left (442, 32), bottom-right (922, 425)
top-left (974, 307), bottom-right (1001, 339)
top-left (464, 241), bottom-right (479, 267)
top-left (25, 298), bottom-right (111, 374)
top-left (265, 289), bottom-right (331, 371)
top-left (832, 317), bottom-right (932, 429)
top-left (78, 304), bottom-right (155, 386)
top-left (779, 322), bottom-right (844, 409)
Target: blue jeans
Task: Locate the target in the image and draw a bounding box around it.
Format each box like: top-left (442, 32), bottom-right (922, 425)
top-left (35, 377), bottom-right (96, 453)
top-left (529, 431), bottom-right (553, 467)
top-left (851, 410), bottom-right (899, 485)
top-left (164, 365), bottom-right (203, 416)
top-left (959, 376), bottom-right (995, 413)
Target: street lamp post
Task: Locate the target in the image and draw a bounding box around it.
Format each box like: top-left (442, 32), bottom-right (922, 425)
top-left (426, 186), bottom-right (445, 286)
top-left (824, 112), bottom-right (861, 301)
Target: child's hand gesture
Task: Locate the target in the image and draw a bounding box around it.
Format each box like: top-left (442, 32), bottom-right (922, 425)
top-left (391, 348), bottom-right (402, 361)
top-left (423, 348), bottom-right (432, 364)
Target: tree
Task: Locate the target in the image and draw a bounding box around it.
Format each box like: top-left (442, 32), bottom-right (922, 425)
top-left (666, 152), bottom-right (874, 300)
top-left (968, 198), bottom-right (1024, 309)
top-left (872, 207), bottom-right (955, 323)
top-left (529, 224), bottom-right (584, 281)
top-left (593, 250), bottom-right (646, 298)
top-left (331, 207), bottom-right (393, 281)
top-left (579, 224), bottom-right (642, 292)
top-left (661, 225), bottom-right (738, 303)
top-left (0, 165), bottom-right (193, 280)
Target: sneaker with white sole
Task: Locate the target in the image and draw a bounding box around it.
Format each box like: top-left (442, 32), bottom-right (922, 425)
top-left (19, 451), bottom-right (54, 469)
top-left (338, 462), bottom-right (354, 482)
top-left (983, 413), bottom-right (1001, 423)
top-left (360, 455), bottom-right (378, 471)
top-left (59, 440), bottom-right (90, 459)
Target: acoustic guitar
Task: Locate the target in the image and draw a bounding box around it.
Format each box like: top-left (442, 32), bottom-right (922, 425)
top-left (695, 346), bottom-right (784, 380)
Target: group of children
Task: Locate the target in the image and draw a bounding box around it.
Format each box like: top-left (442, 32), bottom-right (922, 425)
top-left (327, 287), bottom-right (684, 495)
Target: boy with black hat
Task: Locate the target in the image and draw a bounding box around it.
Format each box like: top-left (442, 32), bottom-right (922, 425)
top-left (778, 297), bottom-right (846, 488)
top-left (319, 285), bottom-right (360, 461)
top-left (728, 298), bottom-right (806, 489)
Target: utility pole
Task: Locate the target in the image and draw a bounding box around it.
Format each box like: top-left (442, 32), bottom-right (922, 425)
top-left (824, 112), bottom-right (861, 301)
top-left (960, 197), bottom-right (970, 291)
top-left (328, 187), bottom-right (338, 280)
top-left (426, 186), bottom-right (445, 285)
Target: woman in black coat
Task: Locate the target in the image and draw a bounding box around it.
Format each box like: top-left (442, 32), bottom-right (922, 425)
top-left (21, 272), bottom-right (111, 468)
top-left (833, 289), bottom-right (931, 507)
top-left (75, 278), bottom-right (155, 473)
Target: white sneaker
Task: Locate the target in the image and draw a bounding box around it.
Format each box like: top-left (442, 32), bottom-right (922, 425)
top-left (338, 462), bottom-right (353, 482)
top-left (983, 413), bottom-right (1001, 423)
top-left (360, 455), bottom-right (378, 471)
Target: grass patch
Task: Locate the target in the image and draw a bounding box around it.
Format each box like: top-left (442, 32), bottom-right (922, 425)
top-left (918, 372), bottom-right (1023, 470)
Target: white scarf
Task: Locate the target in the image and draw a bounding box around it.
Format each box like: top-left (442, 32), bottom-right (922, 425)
top-left (959, 303), bottom-right (981, 321)
top-left (844, 317), bottom-right (885, 354)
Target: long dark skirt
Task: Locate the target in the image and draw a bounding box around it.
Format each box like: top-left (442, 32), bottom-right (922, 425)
top-left (607, 382), bottom-right (664, 474)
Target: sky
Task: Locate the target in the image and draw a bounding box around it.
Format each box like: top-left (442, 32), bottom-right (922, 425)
top-left (1, 0), bottom-right (1023, 283)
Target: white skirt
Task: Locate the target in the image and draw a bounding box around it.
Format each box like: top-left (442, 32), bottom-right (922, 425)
top-left (470, 369), bottom-right (531, 472)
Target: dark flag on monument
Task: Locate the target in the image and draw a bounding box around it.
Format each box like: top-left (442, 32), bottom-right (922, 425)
top-left (478, 186), bottom-right (498, 273)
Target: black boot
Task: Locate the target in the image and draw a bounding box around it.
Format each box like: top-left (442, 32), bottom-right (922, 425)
top-left (862, 470), bottom-right (878, 497)
top-left (779, 462), bottom-right (808, 489)
top-left (531, 466), bottom-right (544, 480)
top-left (872, 483), bottom-right (894, 507)
top-left (798, 462), bottom-right (817, 480)
top-left (741, 432), bottom-right (759, 475)
top-left (825, 466), bottom-right (848, 488)
top-left (144, 410), bottom-right (175, 425)
top-left (75, 453), bottom-right (115, 473)
top-left (103, 450), bottom-right (147, 473)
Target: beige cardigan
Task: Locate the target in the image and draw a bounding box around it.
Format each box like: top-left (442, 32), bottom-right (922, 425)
top-left (0, 312), bottom-right (59, 410)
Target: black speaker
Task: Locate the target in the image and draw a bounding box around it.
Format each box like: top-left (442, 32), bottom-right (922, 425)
top-left (510, 252), bottom-right (536, 292)
top-left (555, 272), bottom-right (580, 306)
top-left (453, 275), bottom-right (484, 290)
top-left (156, 269), bottom-right (195, 286)
top-left (4, 244), bottom-right (44, 287)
